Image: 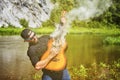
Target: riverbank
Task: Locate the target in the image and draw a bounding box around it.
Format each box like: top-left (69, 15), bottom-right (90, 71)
top-left (0, 27), bottom-right (120, 35)
top-left (1, 27), bottom-right (120, 45)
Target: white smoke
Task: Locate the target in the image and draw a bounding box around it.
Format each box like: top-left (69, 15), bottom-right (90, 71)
top-left (50, 0), bottom-right (112, 46)
top-left (66, 0), bottom-right (112, 28)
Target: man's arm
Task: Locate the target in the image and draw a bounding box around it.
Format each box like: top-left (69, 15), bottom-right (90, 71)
top-left (60, 10), bottom-right (66, 26)
top-left (35, 11), bottom-right (67, 70)
top-left (35, 46), bottom-right (59, 70)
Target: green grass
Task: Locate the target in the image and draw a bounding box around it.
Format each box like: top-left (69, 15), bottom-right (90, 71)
top-left (0, 27), bottom-right (54, 36)
top-left (1, 27), bottom-right (120, 45)
top-left (69, 27), bottom-right (120, 35)
top-left (0, 27), bottom-right (120, 35)
top-left (29, 60), bottom-right (120, 80)
top-left (0, 28), bottom-right (23, 35)
top-left (69, 60), bottom-right (120, 80)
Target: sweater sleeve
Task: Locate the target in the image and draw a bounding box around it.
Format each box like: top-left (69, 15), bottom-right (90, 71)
top-left (27, 48), bottom-right (39, 67)
top-left (27, 35), bottom-right (50, 67)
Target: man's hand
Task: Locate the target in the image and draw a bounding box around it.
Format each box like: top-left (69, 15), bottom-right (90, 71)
top-left (35, 60), bottom-right (48, 70)
top-left (35, 47), bottom-right (59, 70)
top-left (61, 17), bottom-right (66, 25)
top-left (60, 10), bottom-right (67, 25)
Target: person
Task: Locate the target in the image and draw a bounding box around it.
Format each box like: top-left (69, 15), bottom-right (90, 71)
top-left (20, 11), bottom-right (70, 80)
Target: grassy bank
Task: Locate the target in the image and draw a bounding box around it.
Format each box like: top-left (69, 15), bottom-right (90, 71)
top-left (0, 27), bottom-right (54, 35)
top-left (30, 60), bottom-right (120, 80)
top-left (69, 60), bottom-right (120, 80)
top-left (0, 27), bottom-right (120, 45)
top-left (0, 27), bottom-right (120, 35)
top-left (69, 27), bottom-right (120, 35)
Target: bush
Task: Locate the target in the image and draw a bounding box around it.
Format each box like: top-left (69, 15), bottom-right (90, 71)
top-left (20, 19), bottom-right (28, 28)
top-left (103, 36), bottom-right (120, 45)
top-left (69, 60), bottom-right (120, 80)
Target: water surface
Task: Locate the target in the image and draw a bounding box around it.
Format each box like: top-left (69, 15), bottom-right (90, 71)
top-left (0, 34), bottom-right (120, 80)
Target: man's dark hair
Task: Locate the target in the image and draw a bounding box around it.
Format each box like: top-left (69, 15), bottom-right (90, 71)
top-left (21, 29), bottom-right (31, 40)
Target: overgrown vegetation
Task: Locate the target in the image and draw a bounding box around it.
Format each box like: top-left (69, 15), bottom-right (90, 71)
top-left (93, 0), bottom-right (120, 28)
top-left (103, 36), bottom-right (120, 45)
top-left (0, 27), bottom-right (54, 35)
top-left (69, 60), bottom-right (120, 80)
top-left (30, 60), bottom-right (120, 80)
top-left (1, 0), bottom-right (120, 32)
top-left (0, 27), bottom-right (120, 36)
top-left (42, 0), bottom-right (120, 29)
top-left (0, 28), bottom-right (23, 35)
top-left (20, 19), bottom-right (29, 28)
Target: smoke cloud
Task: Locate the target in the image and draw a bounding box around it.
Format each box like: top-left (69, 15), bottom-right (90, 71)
top-left (66, 0), bottom-right (112, 27)
top-left (51, 0), bottom-right (112, 40)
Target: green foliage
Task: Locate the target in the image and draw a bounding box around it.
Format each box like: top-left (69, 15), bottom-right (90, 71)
top-left (70, 65), bottom-right (88, 80)
top-left (50, 0), bottom-right (74, 24)
top-left (32, 73), bottom-right (41, 80)
top-left (71, 20), bottom-right (117, 29)
top-left (69, 60), bottom-right (120, 80)
top-left (27, 0), bottom-right (120, 30)
top-left (2, 0), bottom-right (119, 29)
top-left (49, 9), bottom-right (61, 25)
top-left (71, 20), bottom-right (89, 28)
top-left (110, 0), bottom-right (120, 27)
top-left (42, 20), bottom-right (54, 27)
top-left (8, 24), bottom-right (16, 28)
top-left (0, 26), bottom-right (119, 36)
top-left (20, 19), bottom-right (29, 28)
top-left (1, 0), bottom-right (119, 29)
top-left (50, 0), bottom-right (120, 29)
top-left (51, 0), bottom-right (74, 11)
top-left (92, 0), bottom-right (120, 28)
top-left (0, 28), bottom-right (23, 35)
top-left (32, 27), bottom-right (54, 34)
top-left (103, 36), bottom-right (120, 45)
top-left (0, 27), bottom-right (53, 35)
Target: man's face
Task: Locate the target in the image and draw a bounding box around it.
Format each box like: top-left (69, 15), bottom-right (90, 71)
top-left (24, 35), bottom-right (37, 43)
top-left (24, 30), bottom-right (37, 43)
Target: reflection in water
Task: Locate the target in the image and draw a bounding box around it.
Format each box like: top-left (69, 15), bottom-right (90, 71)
top-left (0, 35), bottom-right (120, 80)
top-left (66, 34), bottom-right (120, 67)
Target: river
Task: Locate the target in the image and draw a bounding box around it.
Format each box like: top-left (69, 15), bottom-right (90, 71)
top-left (0, 34), bottom-right (120, 80)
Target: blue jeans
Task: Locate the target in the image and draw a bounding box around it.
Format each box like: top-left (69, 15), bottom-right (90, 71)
top-left (42, 69), bottom-right (70, 80)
